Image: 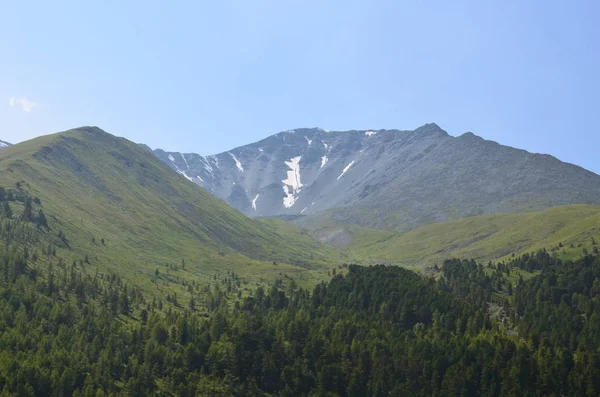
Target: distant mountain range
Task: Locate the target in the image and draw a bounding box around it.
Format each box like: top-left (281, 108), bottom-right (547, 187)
top-left (151, 123), bottom-right (600, 232)
top-left (0, 140), bottom-right (11, 149)
top-left (2, 126), bottom-right (599, 272)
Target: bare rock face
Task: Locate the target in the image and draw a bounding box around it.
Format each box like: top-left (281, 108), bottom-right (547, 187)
top-left (150, 124), bottom-right (600, 232)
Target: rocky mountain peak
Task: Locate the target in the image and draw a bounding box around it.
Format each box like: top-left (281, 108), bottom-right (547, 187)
top-left (150, 124), bottom-right (600, 232)
top-left (413, 122), bottom-right (447, 135)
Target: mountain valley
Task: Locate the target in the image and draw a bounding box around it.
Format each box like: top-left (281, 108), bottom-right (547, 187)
top-left (3, 2), bottom-right (599, 393)
top-left (1, 126), bottom-right (600, 396)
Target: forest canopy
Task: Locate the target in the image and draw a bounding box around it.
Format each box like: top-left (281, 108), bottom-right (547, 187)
top-left (0, 189), bottom-right (600, 396)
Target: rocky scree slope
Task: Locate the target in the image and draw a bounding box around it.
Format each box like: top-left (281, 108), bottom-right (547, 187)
top-left (152, 124), bottom-right (600, 232)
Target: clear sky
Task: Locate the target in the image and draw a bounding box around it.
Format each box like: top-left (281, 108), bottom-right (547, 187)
top-left (2, 0), bottom-right (599, 173)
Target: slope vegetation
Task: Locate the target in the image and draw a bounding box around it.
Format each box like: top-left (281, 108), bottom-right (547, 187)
top-left (311, 204), bottom-right (600, 268)
top-left (0, 127), bottom-right (339, 296)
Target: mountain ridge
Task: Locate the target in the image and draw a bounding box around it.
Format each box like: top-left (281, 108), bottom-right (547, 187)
top-left (0, 127), bottom-right (340, 295)
top-left (151, 124), bottom-right (600, 232)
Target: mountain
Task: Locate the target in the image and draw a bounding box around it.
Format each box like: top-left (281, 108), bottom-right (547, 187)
top-left (152, 124), bottom-right (600, 232)
top-left (0, 140), bottom-right (12, 149)
top-left (2, 128), bottom-right (600, 397)
top-left (0, 127), bottom-right (338, 297)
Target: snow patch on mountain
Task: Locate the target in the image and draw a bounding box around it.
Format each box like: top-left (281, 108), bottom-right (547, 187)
top-left (283, 186), bottom-right (301, 208)
top-left (169, 158), bottom-right (195, 183)
top-left (337, 161), bottom-right (355, 180)
top-left (252, 194), bottom-right (260, 211)
top-left (181, 153), bottom-right (190, 169)
top-left (365, 131), bottom-right (377, 137)
top-left (200, 156), bottom-right (215, 179)
top-left (229, 153), bottom-right (244, 172)
top-left (176, 170), bottom-right (194, 182)
top-left (305, 136), bottom-right (312, 145)
top-left (282, 156), bottom-right (303, 208)
top-left (321, 156), bottom-right (328, 168)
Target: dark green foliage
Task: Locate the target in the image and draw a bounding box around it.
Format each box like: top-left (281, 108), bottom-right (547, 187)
top-left (0, 250), bottom-right (598, 396)
top-left (0, 194), bottom-right (599, 395)
top-left (36, 209), bottom-right (47, 228)
top-left (2, 201), bottom-right (11, 218)
top-left (21, 197), bottom-right (33, 221)
top-left (0, 189), bottom-right (48, 230)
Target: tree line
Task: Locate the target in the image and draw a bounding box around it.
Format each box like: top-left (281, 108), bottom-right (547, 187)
top-left (1, 187), bottom-right (600, 395)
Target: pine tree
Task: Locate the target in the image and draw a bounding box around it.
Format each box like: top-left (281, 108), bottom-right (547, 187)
top-left (119, 291), bottom-right (130, 315)
top-left (2, 202), bottom-right (12, 218)
top-left (36, 209), bottom-right (48, 228)
top-left (21, 197), bottom-right (33, 221)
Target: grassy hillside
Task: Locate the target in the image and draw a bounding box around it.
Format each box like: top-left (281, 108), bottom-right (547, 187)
top-left (0, 127), bottom-right (339, 299)
top-left (310, 204), bottom-right (600, 269)
top-left (2, 125), bottom-right (598, 299)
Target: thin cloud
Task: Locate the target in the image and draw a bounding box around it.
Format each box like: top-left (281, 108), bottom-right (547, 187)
top-left (8, 97), bottom-right (36, 112)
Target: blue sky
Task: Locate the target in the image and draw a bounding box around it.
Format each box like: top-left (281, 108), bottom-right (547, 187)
top-left (2, 0), bottom-right (599, 173)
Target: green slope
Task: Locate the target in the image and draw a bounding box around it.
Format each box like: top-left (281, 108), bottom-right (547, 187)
top-left (0, 127), bottom-right (338, 296)
top-left (312, 204), bottom-right (600, 268)
top-left (2, 126), bottom-right (597, 294)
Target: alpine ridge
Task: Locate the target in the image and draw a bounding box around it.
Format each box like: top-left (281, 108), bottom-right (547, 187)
top-left (152, 124), bottom-right (600, 232)
top-left (0, 127), bottom-right (339, 293)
